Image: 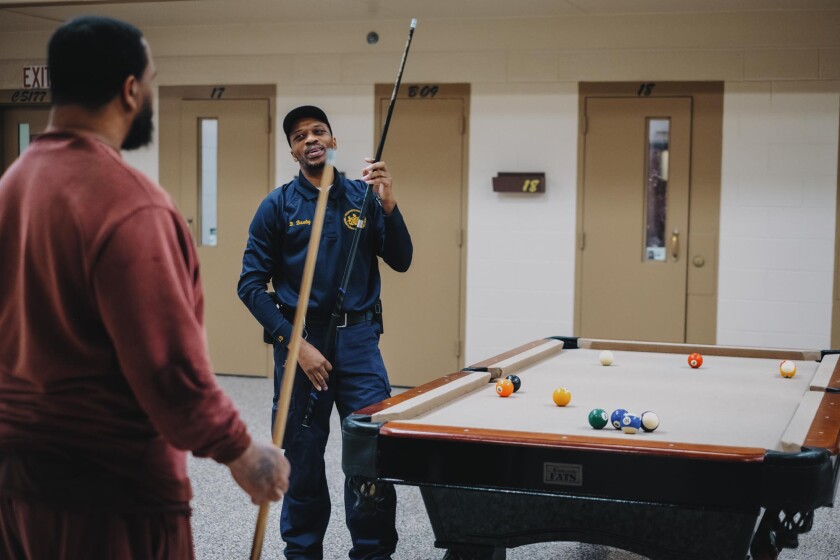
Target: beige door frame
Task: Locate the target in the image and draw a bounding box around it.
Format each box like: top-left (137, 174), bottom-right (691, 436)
top-left (374, 83), bottom-right (469, 385)
top-left (575, 82), bottom-right (724, 344)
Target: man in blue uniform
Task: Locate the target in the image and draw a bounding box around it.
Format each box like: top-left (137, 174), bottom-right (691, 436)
top-left (238, 105), bottom-right (412, 559)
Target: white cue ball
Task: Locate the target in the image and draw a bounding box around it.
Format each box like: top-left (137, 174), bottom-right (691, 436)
top-left (641, 411), bottom-right (660, 432)
top-left (599, 350), bottom-right (614, 366)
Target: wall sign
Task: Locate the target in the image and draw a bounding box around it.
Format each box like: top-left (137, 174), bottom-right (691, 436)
top-left (23, 66), bottom-right (50, 89)
top-left (1, 89), bottom-right (50, 104)
top-left (492, 172), bottom-right (546, 193)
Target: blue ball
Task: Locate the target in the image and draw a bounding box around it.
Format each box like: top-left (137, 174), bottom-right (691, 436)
top-left (610, 408), bottom-right (628, 430)
top-left (621, 414), bottom-right (642, 434)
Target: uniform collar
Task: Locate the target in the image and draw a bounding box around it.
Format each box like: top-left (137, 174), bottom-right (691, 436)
top-left (295, 170), bottom-right (344, 201)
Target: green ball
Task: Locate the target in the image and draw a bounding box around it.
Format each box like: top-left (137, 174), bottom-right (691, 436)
top-left (588, 408), bottom-right (609, 430)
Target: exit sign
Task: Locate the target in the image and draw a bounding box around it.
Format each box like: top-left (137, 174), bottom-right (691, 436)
top-left (23, 66), bottom-right (50, 89)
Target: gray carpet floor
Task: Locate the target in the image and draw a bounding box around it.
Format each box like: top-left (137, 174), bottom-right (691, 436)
top-left (189, 376), bottom-right (840, 559)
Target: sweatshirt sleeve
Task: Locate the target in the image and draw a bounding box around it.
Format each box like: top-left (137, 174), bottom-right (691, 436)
top-left (91, 205), bottom-right (251, 464)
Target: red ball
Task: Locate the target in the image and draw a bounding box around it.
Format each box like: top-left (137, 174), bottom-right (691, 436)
top-left (688, 352), bottom-right (703, 369)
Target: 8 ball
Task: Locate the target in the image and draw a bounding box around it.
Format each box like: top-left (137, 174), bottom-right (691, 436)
top-left (505, 374), bottom-right (521, 392)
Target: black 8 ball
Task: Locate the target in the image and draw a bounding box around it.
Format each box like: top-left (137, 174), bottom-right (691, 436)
top-left (505, 374), bottom-right (521, 393)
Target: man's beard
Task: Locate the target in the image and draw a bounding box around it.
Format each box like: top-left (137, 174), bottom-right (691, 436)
top-left (122, 98), bottom-right (154, 151)
top-left (301, 158), bottom-right (325, 176)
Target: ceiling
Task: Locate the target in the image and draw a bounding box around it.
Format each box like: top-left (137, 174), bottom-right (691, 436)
top-left (1, 0), bottom-right (839, 32)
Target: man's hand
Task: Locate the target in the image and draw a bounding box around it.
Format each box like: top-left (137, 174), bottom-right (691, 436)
top-left (362, 158), bottom-right (396, 215)
top-left (297, 338), bottom-right (331, 391)
top-left (227, 441), bottom-right (290, 505)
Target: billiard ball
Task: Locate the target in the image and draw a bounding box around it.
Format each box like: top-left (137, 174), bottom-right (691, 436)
top-left (506, 374), bottom-right (522, 392)
top-left (599, 350), bottom-right (614, 366)
top-left (495, 378), bottom-right (514, 397)
top-left (780, 360), bottom-right (797, 378)
top-left (552, 387), bottom-right (572, 407)
top-left (621, 414), bottom-right (642, 434)
top-left (610, 408), bottom-right (628, 430)
top-left (588, 408), bottom-right (609, 429)
top-left (641, 411), bottom-right (660, 432)
top-left (688, 352), bottom-right (703, 369)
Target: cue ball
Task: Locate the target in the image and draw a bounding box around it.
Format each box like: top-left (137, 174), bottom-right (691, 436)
top-left (688, 352), bottom-right (703, 369)
top-left (506, 374), bottom-right (522, 392)
top-left (621, 414), bottom-right (642, 434)
top-left (598, 350), bottom-right (614, 366)
top-left (588, 408), bottom-right (609, 429)
top-left (495, 378), bottom-right (514, 397)
top-left (641, 411), bottom-right (660, 432)
top-left (610, 408), bottom-right (628, 430)
top-left (552, 387), bottom-right (572, 407)
top-left (780, 360), bottom-right (797, 378)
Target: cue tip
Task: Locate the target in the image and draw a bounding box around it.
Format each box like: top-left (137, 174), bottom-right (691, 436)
top-left (326, 148), bottom-right (337, 166)
top-left (410, 18), bottom-right (417, 29)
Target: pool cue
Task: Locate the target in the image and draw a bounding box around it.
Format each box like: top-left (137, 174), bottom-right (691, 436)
top-left (250, 150), bottom-right (336, 560)
top-left (301, 18), bottom-right (416, 429)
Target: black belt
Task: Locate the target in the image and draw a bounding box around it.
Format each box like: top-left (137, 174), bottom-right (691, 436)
top-left (281, 309), bottom-right (375, 327)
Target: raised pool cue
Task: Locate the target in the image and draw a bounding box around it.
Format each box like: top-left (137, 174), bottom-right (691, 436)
top-left (250, 150), bottom-right (336, 560)
top-left (301, 17), bottom-right (416, 428)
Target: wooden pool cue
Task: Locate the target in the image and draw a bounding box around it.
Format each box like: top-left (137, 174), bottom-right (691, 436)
top-left (300, 17), bottom-right (417, 429)
top-left (250, 149), bottom-right (336, 560)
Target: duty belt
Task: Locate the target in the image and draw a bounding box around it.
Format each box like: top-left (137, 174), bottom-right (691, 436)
top-left (282, 308), bottom-right (375, 328)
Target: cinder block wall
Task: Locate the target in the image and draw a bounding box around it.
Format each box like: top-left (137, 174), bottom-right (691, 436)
top-left (0, 11), bottom-right (838, 358)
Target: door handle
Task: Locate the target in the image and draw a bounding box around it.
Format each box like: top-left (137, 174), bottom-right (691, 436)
top-left (671, 229), bottom-right (679, 262)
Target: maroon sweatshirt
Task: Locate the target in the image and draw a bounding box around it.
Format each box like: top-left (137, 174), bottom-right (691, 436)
top-left (0, 132), bottom-right (251, 512)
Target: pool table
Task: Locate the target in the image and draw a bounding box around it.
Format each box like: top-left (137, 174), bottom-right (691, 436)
top-left (342, 337), bottom-right (840, 560)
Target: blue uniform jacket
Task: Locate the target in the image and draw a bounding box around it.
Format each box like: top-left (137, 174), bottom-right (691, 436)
top-left (238, 171), bottom-right (413, 346)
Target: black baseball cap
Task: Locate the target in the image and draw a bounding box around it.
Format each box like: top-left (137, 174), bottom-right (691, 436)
top-left (282, 105), bottom-right (332, 145)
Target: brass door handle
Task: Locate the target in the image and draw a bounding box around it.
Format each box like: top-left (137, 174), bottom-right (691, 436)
top-left (671, 229), bottom-right (679, 261)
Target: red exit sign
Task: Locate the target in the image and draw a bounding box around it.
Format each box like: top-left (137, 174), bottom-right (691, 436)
top-left (23, 66), bottom-right (50, 89)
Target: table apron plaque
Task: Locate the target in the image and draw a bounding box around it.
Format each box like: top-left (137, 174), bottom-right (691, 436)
top-left (543, 462), bottom-right (583, 487)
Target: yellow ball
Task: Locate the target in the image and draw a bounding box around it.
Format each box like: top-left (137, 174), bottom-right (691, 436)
top-left (552, 387), bottom-right (572, 407)
top-left (780, 360), bottom-right (797, 378)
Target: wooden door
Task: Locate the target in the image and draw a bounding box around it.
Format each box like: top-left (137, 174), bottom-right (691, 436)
top-left (580, 97), bottom-right (692, 342)
top-left (2, 107), bottom-right (49, 172)
top-left (376, 88), bottom-right (467, 386)
top-left (164, 98), bottom-right (272, 376)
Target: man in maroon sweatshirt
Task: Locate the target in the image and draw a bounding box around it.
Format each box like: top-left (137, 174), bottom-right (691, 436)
top-left (0, 16), bottom-right (289, 559)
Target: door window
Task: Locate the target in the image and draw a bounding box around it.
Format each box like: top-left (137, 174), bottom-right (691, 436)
top-left (644, 118), bottom-right (670, 262)
top-left (199, 118), bottom-right (218, 247)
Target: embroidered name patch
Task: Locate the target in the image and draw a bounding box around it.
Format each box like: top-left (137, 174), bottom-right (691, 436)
top-left (289, 219), bottom-right (312, 228)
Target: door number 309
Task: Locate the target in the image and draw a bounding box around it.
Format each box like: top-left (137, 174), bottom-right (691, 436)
top-left (407, 85), bottom-right (439, 98)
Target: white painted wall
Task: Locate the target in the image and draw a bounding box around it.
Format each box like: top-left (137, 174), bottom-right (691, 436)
top-left (465, 84), bottom-right (578, 363)
top-left (718, 82), bottom-right (840, 349)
